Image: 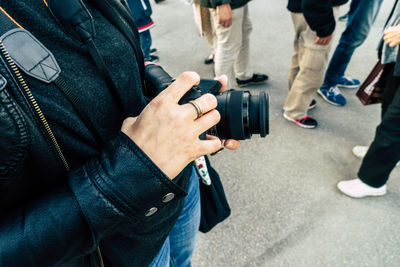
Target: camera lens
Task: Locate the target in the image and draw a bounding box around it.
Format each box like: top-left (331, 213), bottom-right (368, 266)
top-left (210, 90), bottom-right (269, 140)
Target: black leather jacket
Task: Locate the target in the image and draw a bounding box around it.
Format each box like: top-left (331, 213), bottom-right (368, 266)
top-left (0, 0), bottom-right (191, 266)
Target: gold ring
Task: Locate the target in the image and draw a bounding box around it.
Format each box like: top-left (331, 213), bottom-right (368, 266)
top-left (189, 100), bottom-right (204, 119)
top-left (211, 139), bottom-right (225, 156)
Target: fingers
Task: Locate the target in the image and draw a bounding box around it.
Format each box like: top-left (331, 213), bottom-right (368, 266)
top-left (215, 75), bottom-right (228, 92)
top-left (158, 71), bottom-right (200, 103)
top-left (315, 35), bottom-right (332, 46)
top-left (314, 37), bottom-right (322, 45)
top-left (182, 93), bottom-right (218, 120)
top-left (206, 135), bottom-right (240, 151)
top-left (193, 109), bottom-right (221, 135)
top-left (224, 139), bottom-right (240, 150)
top-left (196, 138), bottom-right (222, 157)
top-left (220, 19), bottom-right (232, 28)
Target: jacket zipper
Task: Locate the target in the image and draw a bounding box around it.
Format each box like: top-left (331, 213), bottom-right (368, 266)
top-left (0, 40), bottom-right (70, 171)
top-left (0, 40), bottom-right (106, 267)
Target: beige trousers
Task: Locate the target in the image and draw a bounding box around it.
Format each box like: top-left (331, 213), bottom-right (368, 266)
top-left (193, 4), bottom-right (217, 57)
top-left (284, 9), bottom-right (338, 119)
top-left (210, 4), bottom-right (253, 87)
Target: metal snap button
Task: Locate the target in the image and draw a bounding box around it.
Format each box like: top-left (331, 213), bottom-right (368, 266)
top-left (162, 193), bottom-right (175, 203)
top-left (145, 207), bottom-right (158, 217)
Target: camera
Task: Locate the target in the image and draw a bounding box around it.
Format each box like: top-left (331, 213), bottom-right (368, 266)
top-left (145, 64), bottom-right (269, 140)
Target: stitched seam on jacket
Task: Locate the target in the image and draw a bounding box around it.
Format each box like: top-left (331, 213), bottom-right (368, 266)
top-left (0, 88), bottom-right (29, 180)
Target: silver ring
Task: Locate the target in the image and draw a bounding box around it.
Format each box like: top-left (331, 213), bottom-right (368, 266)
top-left (189, 100), bottom-right (204, 119)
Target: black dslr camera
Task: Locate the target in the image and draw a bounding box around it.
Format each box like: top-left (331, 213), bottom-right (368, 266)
top-left (145, 64), bottom-right (269, 140)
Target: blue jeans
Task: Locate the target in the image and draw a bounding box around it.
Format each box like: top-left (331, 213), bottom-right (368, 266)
top-left (149, 168), bottom-right (201, 267)
top-left (140, 30), bottom-right (152, 60)
top-left (323, 0), bottom-right (383, 86)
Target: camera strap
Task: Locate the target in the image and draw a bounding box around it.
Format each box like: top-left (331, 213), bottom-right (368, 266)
top-left (45, 0), bottom-right (128, 118)
top-left (0, 7), bottom-right (104, 147)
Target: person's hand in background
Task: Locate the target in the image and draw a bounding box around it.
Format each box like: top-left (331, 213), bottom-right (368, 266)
top-left (384, 24), bottom-right (400, 47)
top-left (216, 4), bottom-right (232, 28)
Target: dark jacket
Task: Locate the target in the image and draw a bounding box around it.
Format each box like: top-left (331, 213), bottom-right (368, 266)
top-left (287, 0), bottom-right (348, 37)
top-left (194, 0), bottom-right (249, 10)
top-left (0, 0), bottom-right (191, 266)
top-left (127, 0), bottom-right (153, 30)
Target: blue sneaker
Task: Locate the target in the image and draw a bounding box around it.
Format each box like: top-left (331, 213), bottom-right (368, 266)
top-left (336, 77), bottom-right (360, 89)
top-left (318, 85), bottom-right (347, 106)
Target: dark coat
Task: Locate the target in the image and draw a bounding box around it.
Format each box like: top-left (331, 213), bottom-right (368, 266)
top-left (127, 0), bottom-right (153, 30)
top-left (194, 0), bottom-right (250, 10)
top-left (287, 0), bottom-right (348, 37)
top-left (0, 0), bottom-right (191, 266)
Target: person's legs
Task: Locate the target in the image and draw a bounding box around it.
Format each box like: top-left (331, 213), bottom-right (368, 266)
top-left (210, 7), bottom-right (244, 86)
top-left (139, 30), bottom-right (152, 60)
top-left (288, 13), bottom-right (307, 90)
top-left (169, 168), bottom-right (201, 267)
top-left (358, 75), bottom-right (400, 188)
top-left (323, 0), bottom-right (383, 87)
top-left (284, 12), bottom-right (333, 121)
top-left (201, 7), bottom-right (217, 58)
top-left (234, 4), bottom-right (252, 81)
top-left (149, 236), bottom-right (171, 267)
top-left (149, 168), bottom-right (200, 267)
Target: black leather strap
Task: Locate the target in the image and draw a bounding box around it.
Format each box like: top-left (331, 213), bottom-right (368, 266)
top-left (53, 76), bottom-right (104, 146)
top-left (46, 0), bottom-right (130, 117)
top-left (89, 0), bottom-right (147, 95)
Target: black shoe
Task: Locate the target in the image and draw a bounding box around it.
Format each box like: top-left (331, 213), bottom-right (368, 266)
top-left (204, 55), bottom-right (214, 65)
top-left (308, 99), bottom-right (317, 110)
top-left (236, 73), bottom-right (268, 87)
top-left (338, 13), bottom-right (349, 22)
top-left (283, 113), bottom-right (318, 129)
top-left (145, 55), bottom-right (159, 63)
top-left (150, 48), bottom-right (157, 54)
top-left (154, 0), bottom-right (165, 3)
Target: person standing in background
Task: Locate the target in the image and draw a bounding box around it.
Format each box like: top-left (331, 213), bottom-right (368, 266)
top-left (318, 0), bottom-right (384, 106)
top-left (128, 0), bottom-right (159, 62)
top-left (194, 0), bottom-right (268, 88)
top-left (337, 2), bottom-right (400, 198)
top-left (193, 3), bottom-right (217, 65)
top-left (284, 0), bottom-right (347, 129)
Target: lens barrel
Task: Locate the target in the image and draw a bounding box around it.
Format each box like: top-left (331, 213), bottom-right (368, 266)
top-left (211, 90), bottom-right (269, 140)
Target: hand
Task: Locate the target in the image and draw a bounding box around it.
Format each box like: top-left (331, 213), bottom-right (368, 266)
top-left (121, 72), bottom-right (222, 179)
top-left (383, 25), bottom-right (400, 47)
top-left (214, 75), bottom-right (240, 151)
top-left (216, 4), bottom-right (232, 28)
top-left (315, 34), bottom-right (333, 46)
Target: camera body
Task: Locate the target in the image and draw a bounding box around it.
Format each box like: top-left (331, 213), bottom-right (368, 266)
top-left (145, 64), bottom-right (269, 140)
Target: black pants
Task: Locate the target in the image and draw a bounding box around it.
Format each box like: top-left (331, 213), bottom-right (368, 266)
top-left (358, 63), bottom-right (400, 187)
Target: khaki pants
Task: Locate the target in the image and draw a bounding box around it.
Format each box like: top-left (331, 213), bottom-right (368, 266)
top-left (210, 4), bottom-right (253, 87)
top-left (284, 9), bottom-right (338, 119)
top-left (193, 4), bottom-right (217, 57)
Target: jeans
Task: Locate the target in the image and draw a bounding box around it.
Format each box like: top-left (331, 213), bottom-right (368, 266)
top-left (323, 0), bottom-right (383, 86)
top-left (358, 64), bottom-right (400, 187)
top-left (149, 167), bottom-right (201, 267)
top-left (139, 30), bottom-right (152, 60)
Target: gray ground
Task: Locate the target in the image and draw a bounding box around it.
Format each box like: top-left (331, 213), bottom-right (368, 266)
top-left (151, 1), bottom-right (400, 266)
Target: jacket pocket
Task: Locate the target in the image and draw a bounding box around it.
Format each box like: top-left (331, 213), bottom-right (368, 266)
top-left (0, 74), bottom-right (29, 182)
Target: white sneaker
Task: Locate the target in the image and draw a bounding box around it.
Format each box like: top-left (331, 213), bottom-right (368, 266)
top-left (352, 146), bottom-right (369, 159)
top-left (337, 178), bottom-right (387, 198)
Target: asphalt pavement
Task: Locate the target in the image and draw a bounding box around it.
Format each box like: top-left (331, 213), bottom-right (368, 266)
top-left (150, 1), bottom-right (400, 266)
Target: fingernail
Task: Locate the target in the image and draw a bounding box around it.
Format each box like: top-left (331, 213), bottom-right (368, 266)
top-left (224, 140), bottom-right (231, 147)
